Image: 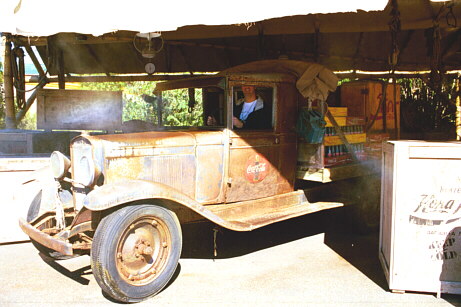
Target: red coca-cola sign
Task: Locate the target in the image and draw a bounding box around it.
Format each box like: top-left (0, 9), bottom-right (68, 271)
top-left (245, 154), bottom-right (270, 183)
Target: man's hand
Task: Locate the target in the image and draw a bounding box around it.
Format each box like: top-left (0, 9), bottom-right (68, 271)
top-left (207, 116), bottom-right (217, 126)
top-left (232, 116), bottom-right (244, 128)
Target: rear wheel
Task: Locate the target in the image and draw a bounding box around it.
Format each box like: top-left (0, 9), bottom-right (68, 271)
top-left (91, 204), bottom-right (182, 303)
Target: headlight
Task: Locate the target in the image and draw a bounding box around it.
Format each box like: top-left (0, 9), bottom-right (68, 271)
top-left (50, 151), bottom-right (71, 179)
top-left (78, 155), bottom-right (96, 187)
top-left (72, 140), bottom-right (101, 187)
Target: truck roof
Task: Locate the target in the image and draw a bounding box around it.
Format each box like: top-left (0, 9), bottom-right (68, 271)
top-left (155, 60), bottom-right (338, 101)
top-left (154, 72), bottom-right (296, 92)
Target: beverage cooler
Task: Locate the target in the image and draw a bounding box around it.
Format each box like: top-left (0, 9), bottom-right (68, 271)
top-left (380, 140), bottom-right (461, 296)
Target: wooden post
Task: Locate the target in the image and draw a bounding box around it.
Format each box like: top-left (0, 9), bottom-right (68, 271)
top-left (456, 78), bottom-right (461, 141)
top-left (57, 50), bottom-right (65, 89)
top-left (2, 34), bottom-right (16, 129)
top-left (393, 78), bottom-right (400, 139)
top-left (156, 91), bottom-right (163, 127)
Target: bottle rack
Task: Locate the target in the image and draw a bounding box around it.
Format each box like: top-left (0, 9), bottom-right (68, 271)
top-left (296, 101), bottom-right (389, 183)
top-left (297, 106), bottom-right (368, 170)
top-left (322, 106), bottom-right (367, 167)
top-left (322, 125), bottom-right (367, 167)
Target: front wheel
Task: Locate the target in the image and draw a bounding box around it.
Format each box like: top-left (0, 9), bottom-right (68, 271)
top-left (91, 204), bottom-right (182, 303)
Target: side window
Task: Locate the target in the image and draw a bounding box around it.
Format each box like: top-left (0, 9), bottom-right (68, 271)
top-left (232, 86), bottom-right (273, 130)
top-left (161, 88), bottom-right (204, 127)
top-left (160, 86), bottom-right (225, 128)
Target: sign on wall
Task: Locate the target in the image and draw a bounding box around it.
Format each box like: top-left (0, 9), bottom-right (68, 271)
top-left (37, 89), bottom-right (123, 131)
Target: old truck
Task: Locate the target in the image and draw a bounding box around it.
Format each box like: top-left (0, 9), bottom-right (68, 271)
top-left (19, 60), bottom-right (384, 302)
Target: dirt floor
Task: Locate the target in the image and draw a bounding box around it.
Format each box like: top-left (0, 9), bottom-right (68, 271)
top-left (1, 207), bottom-right (461, 307)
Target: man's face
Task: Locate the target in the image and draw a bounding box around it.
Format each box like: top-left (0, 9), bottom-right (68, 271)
top-left (241, 85), bottom-right (255, 95)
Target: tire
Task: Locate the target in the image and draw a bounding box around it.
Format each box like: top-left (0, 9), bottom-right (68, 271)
top-left (91, 204), bottom-right (182, 303)
top-left (27, 189), bottom-right (75, 260)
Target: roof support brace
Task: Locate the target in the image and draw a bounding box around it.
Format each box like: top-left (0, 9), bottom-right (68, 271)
top-left (23, 42), bottom-right (47, 78)
top-left (15, 81), bottom-right (47, 123)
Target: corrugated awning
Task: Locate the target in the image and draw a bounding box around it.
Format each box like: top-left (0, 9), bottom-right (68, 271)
top-left (0, 0), bottom-right (387, 36)
top-left (2, 0), bottom-right (461, 74)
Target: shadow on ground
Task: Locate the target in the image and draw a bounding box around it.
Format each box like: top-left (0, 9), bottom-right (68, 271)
top-left (40, 253), bottom-right (92, 285)
top-left (181, 206), bottom-right (389, 290)
top-left (181, 208), bottom-right (331, 259)
top-left (180, 207), bottom-right (461, 306)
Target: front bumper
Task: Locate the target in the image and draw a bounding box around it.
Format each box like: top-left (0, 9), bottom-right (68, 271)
top-left (19, 218), bottom-right (73, 256)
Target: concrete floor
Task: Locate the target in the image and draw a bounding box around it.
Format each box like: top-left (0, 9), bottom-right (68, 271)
top-left (1, 208), bottom-right (461, 307)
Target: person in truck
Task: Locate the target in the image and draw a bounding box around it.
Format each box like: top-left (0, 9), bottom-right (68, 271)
top-left (207, 85), bottom-right (270, 129)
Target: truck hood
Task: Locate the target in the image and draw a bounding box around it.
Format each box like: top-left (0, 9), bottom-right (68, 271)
top-left (72, 130), bottom-right (224, 158)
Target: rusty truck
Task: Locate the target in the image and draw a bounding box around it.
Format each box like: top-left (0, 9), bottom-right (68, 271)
top-left (19, 60), bottom-right (387, 302)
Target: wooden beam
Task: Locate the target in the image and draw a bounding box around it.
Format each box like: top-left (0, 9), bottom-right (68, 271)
top-left (313, 20), bottom-right (321, 63)
top-left (352, 32), bottom-right (364, 69)
top-left (222, 38), bottom-right (233, 68)
top-left (457, 78), bottom-right (461, 140)
top-left (442, 28), bottom-right (461, 60)
top-left (334, 72), bottom-right (455, 78)
top-left (84, 44), bottom-right (112, 76)
top-left (16, 81), bottom-right (47, 123)
top-left (166, 40), bottom-right (391, 66)
top-left (257, 23), bottom-right (265, 60)
top-left (177, 45), bottom-right (194, 75)
top-left (398, 30), bottom-right (415, 63)
top-left (22, 42), bottom-right (47, 78)
top-left (40, 74), bottom-right (206, 83)
top-left (2, 34), bottom-right (16, 129)
top-left (128, 40), bottom-right (147, 67)
top-left (57, 50), bottom-right (65, 89)
top-left (165, 44), bottom-right (172, 73)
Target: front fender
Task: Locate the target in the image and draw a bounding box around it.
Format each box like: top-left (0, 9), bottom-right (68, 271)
top-left (83, 180), bottom-right (235, 228)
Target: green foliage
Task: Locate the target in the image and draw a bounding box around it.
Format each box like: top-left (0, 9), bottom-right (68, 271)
top-left (400, 77), bottom-right (457, 133)
top-left (17, 110), bottom-right (36, 130)
top-left (162, 89), bottom-right (203, 126)
top-left (337, 78), bottom-right (353, 86)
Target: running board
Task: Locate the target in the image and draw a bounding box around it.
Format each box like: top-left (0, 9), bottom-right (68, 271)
top-left (206, 190), bottom-right (343, 231)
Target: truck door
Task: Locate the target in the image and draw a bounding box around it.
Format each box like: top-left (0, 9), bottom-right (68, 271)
top-left (225, 83), bottom-right (297, 203)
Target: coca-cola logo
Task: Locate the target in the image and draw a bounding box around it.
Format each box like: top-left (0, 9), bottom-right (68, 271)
top-left (245, 154), bottom-right (270, 183)
top-left (409, 194), bottom-right (461, 226)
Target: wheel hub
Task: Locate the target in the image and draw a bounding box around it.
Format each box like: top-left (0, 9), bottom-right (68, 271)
top-left (115, 216), bottom-right (172, 285)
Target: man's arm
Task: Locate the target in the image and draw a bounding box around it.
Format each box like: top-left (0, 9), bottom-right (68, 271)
top-left (241, 108), bottom-right (271, 129)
